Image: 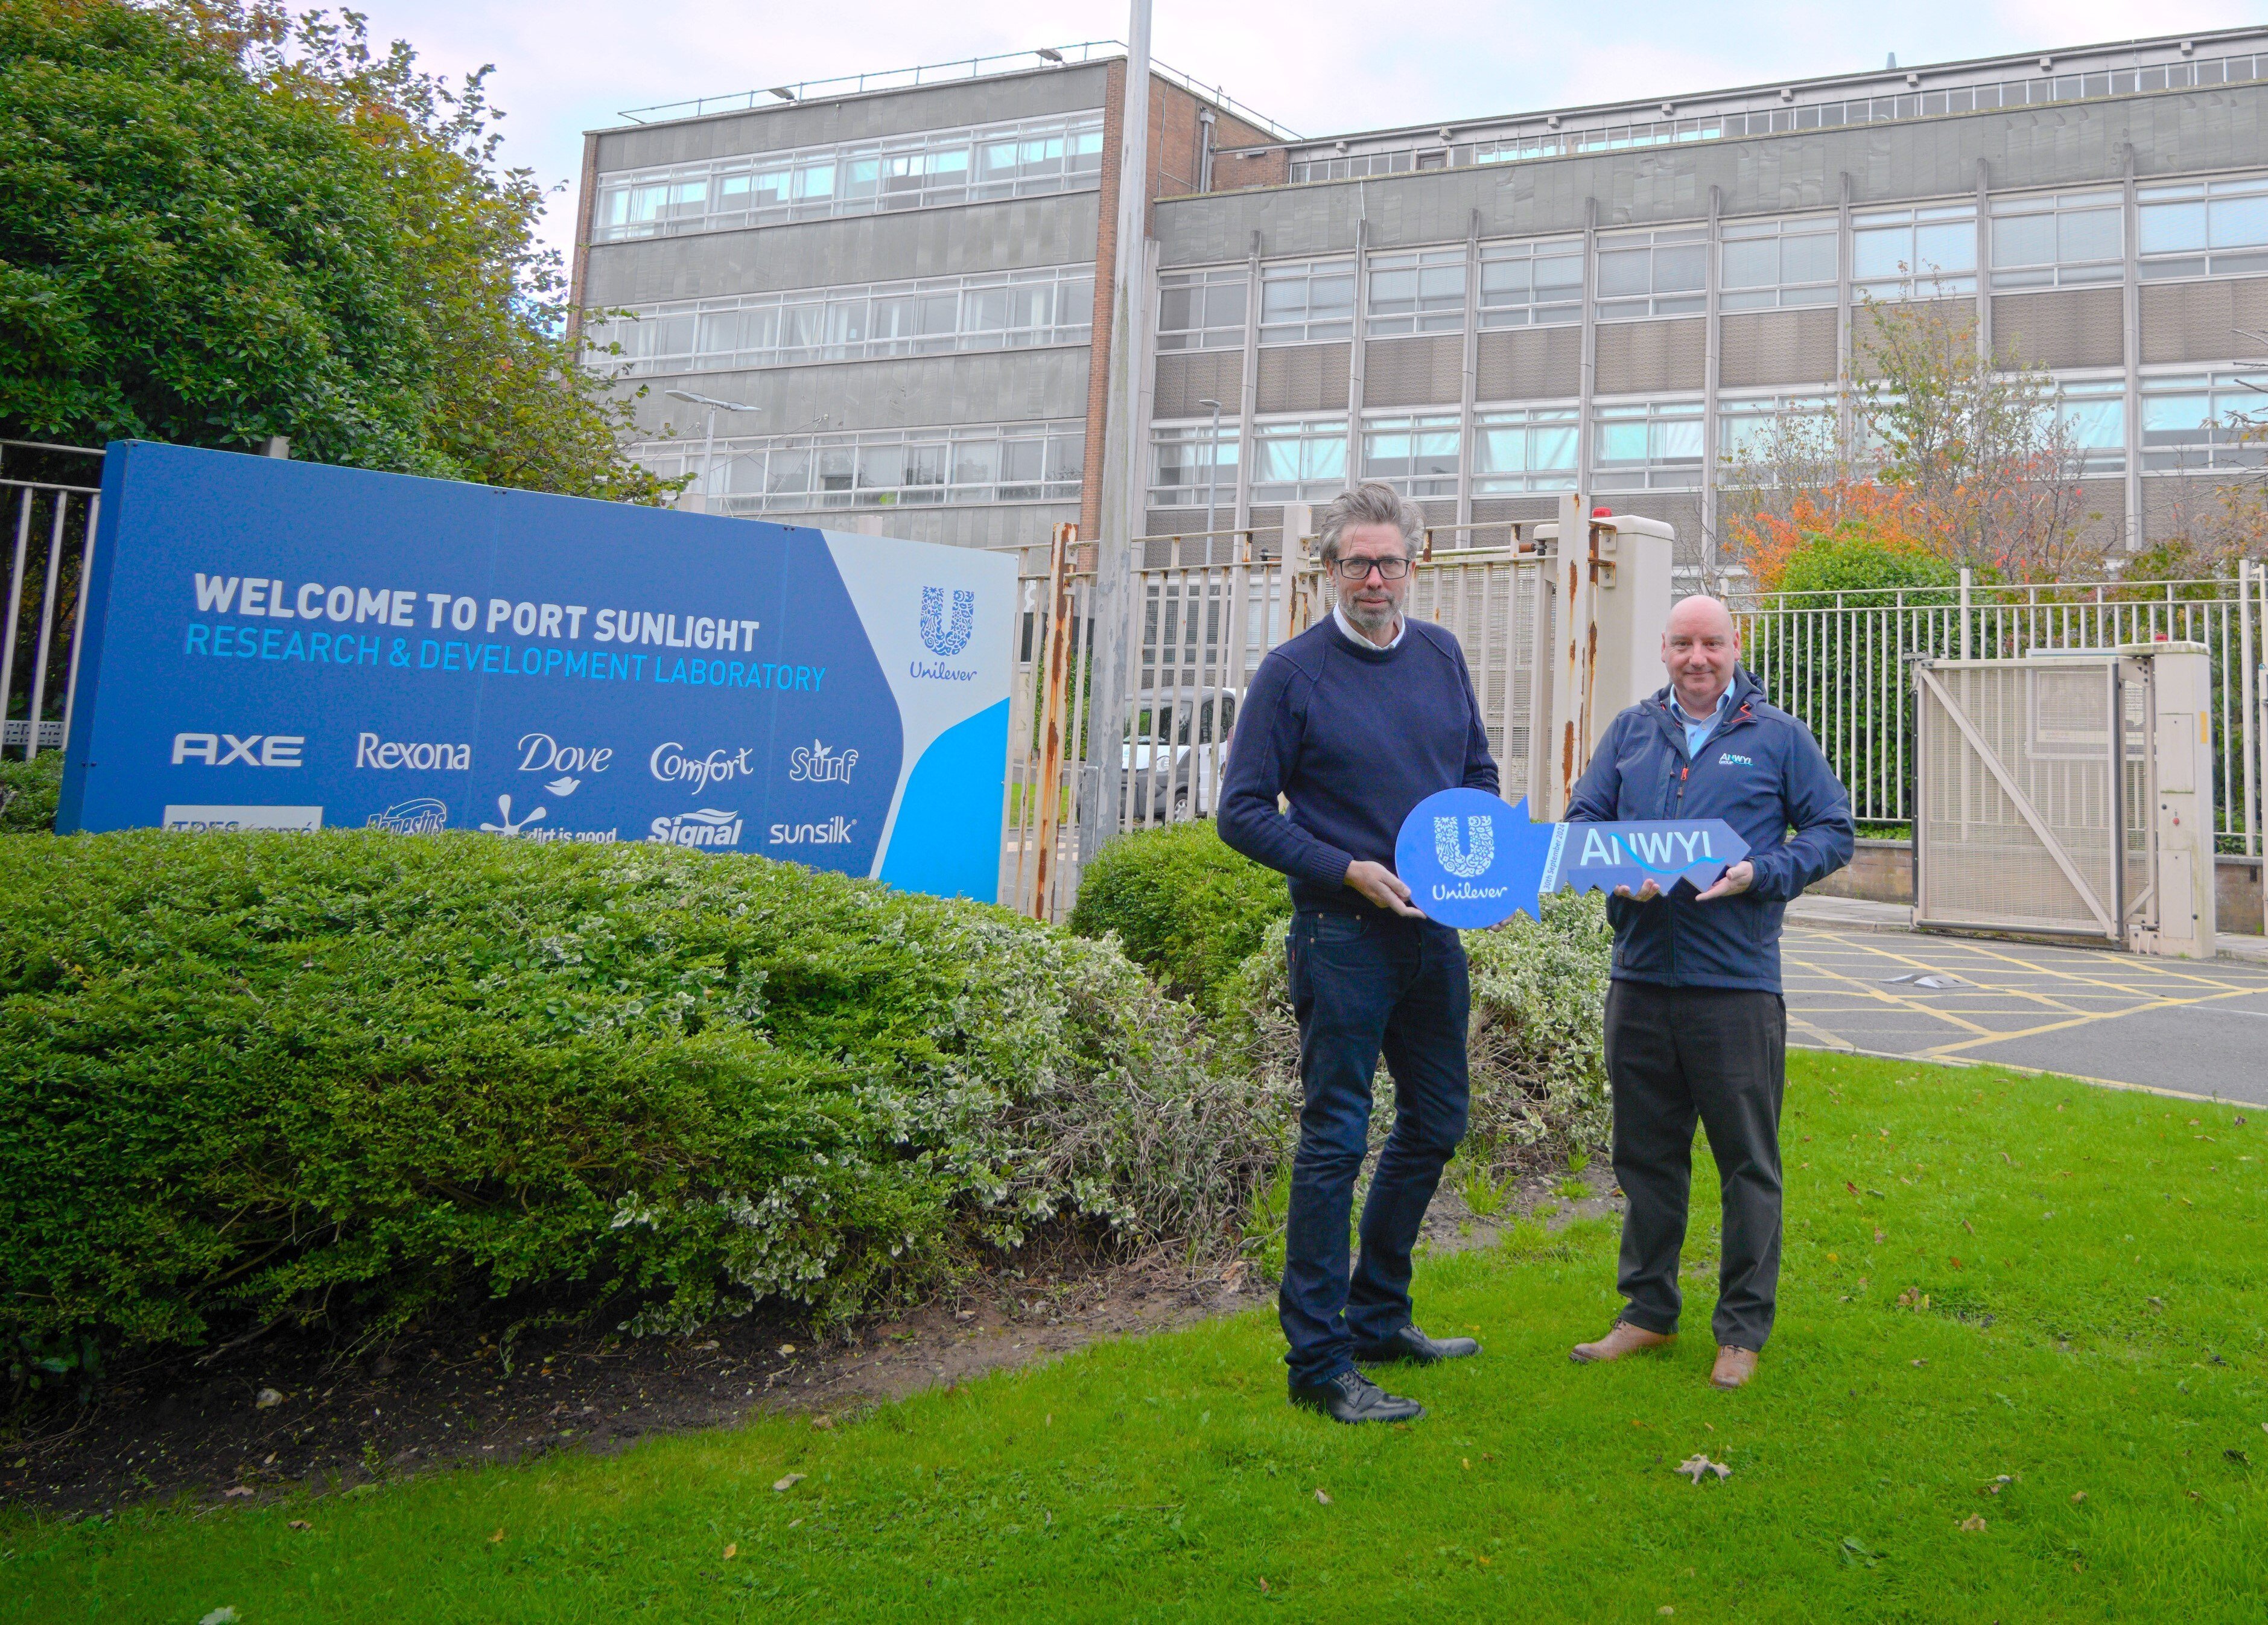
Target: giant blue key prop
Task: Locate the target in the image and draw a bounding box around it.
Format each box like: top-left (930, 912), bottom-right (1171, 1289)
top-left (1393, 787), bottom-right (1749, 929)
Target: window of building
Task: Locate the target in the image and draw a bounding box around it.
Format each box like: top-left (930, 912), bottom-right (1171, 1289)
top-left (584, 267), bottom-right (1094, 377)
top-left (1478, 238), bottom-right (1583, 327)
top-left (1259, 259), bottom-right (1357, 345)
top-left (1719, 217), bottom-right (1838, 310)
top-left (1249, 418), bottom-right (1348, 500)
top-left (635, 421), bottom-right (1084, 514)
top-left (1472, 406), bottom-right (1579, 492)
top-left (1592, 400), bottom-right (1704, 489)
top-left (1366, 249), bottom-right (1467, 337)
top-left (1593, 227), bottom-right (1707, 320)
top-left (1989, 191), bottom-right (2123, 290)
top-left (1361, 413), bottom-right (1461, 497)
top-left (1288, 150), bottom-right (1416, 183)
top-left (2139, 374), bottom-right (2267, 472)
top-left (1148, 421), bottom-right (1241, 507)
top-left (2051, 378), bottom-right (2126, 475)
top-left (1850, 204), bottom-right (1977, 299)
top-left (1715, 394), bottom-right (1838, 465)
top-left (2138, 176), bottom-right (2268, 281)
top-left (1156, 269), bottom-right (1248, 352)
top-left (591, 112), bottom-right (1105, 241)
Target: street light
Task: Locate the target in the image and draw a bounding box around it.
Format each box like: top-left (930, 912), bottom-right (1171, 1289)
top-left (1197, 397), bottom-right (1224, 548)
top-left (665, 389), bottom-right (760, 514)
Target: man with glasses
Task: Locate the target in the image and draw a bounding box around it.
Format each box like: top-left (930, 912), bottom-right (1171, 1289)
top-left (1219, 482), bottom-right (1497, 1424)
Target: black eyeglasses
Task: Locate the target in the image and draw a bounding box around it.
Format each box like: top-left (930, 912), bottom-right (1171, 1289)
top-left (1330, 556), bottom-right (1411, 582)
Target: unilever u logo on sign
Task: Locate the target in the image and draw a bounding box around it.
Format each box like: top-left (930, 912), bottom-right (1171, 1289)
top-left (1434, 813), bottom-right (1494, 879)
top-left (920, 587), bottom-right (974, 658)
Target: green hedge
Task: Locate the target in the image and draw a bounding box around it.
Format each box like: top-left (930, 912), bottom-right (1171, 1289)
top-left (1066, 821), bottom-right (1291, 1011)
top-left (0, 752), bottom-right (62, 833)
top-left (0, 832), bottom-right (1276, 1359)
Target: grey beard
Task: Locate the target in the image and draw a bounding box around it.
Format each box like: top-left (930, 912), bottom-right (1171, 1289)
top-left (1341, 597), bottom-right (1402, 637)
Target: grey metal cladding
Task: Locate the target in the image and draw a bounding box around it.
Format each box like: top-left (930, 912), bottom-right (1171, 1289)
top-left (1476, 328), bottom-right (1582, 399)
top-left (1155, 85), bottom-right (2268, 262)
top-left (1470, 495), bottom-right (1561, 525)
top-left (594, 64), bottom-right (1111, 171)
top-left (581, 195), bottom-right (1102, 306)
top-left (1152, 351), bottom-right (1247, 420)
top-left (1600, 491), bottom-right (1704, 566)
top-left (1363, 335), bottom-right (1463, 407)
top-left (1255, 343), bottom-right (1352, 412)
top-left (1990, 288), bottom-right (2124, 367)
top-left (2139, 275), bottom-right (2268, 363)
top-left (833, 501), bottom-right (1082, 550)
top-left (1595, 319), bottom-right (1706, 394)
top-left (617, 348), bottom-right (1091, 437)
top-left (1852, 297), bottom-right (1975, 377)
top-left (1719, 309), bottom-right (1840, 386)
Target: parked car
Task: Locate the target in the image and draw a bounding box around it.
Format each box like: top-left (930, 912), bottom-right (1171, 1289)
top-left (1121, 687), bottom-right (1239, 824)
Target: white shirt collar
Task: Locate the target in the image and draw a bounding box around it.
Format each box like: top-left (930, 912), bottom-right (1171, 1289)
top-left (1333, 602), bottom-right (1406, 650)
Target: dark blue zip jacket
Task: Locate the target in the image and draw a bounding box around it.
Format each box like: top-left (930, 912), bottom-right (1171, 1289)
top-left (1566, 667), bottom-right (1853, 994)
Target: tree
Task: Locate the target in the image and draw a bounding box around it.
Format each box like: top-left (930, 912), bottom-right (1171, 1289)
top-left (0, 0), bottom-right (676, 503)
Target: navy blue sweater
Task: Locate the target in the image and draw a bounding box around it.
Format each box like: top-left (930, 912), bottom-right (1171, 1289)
top-left (1218, 617), bottom-right (1498, 915)
top-left (1567, 667), bottom-right (1853, 993)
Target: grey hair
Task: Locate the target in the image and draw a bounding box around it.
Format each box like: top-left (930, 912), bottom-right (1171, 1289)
top-left (1315, 482), bottom-right (1423, 565)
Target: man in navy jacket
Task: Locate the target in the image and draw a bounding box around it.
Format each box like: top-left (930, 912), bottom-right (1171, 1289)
top-left (1564, 593), bottom-right (1852, 1390)
top-left (1219, 483), bottom-right (1496, 1424)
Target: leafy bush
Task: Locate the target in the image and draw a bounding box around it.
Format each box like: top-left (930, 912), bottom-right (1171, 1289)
top-left (0, 752), bottom-right (61, 832)
top-left (0, 832), bottom-right (1277, 1359)
top-left (1067, 821), bottom-right (1291, 1011)
top-left (1222, 892), bottom-right (1614, 1172)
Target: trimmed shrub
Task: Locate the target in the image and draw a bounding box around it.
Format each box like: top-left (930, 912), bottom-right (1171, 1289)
top-left (0, 832), bottom-right (1278, 1358)
top-left (1066, 821), bottom-right (1291, 1011)
top-left (1222, 892), bottom-right (1614, 1171)
top-left (0, 752), bottom-right (62, 833)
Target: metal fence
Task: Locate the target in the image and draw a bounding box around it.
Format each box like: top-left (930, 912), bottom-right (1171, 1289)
top-left (2, 444), bottom-right (105, 761)
top-left (1731, 564), bottom-right (2268, 853)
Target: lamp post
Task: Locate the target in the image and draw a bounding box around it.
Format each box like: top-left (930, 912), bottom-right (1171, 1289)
top-left (1198, 397), bottom-right (1224, 547)
top-left (665, 389), bottom-right (760, 513)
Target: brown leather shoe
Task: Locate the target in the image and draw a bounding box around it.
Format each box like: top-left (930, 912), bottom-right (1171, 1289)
top-left (1569, 1321), bottom-right (1674, 1364)
top-left (1710, 1346), bottom-right (1758, 1389)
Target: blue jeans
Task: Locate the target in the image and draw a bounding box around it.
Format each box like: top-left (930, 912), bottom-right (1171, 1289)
top-left (1280, 910), bottom-right (1472, 1387)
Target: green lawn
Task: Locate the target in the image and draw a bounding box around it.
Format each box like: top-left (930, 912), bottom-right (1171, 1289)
top-left (7, 1052), bottom-right (2266, 1622)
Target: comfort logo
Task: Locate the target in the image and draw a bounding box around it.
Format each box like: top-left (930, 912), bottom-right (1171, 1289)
top-left (1434, 814), bottom-right (1494, 880)
top-left (1718, 752), bottom-right (1755, 767)
top-left (172, 732), bottom-right (302, 767)
top-left (769, 816), bottom-right (857, 847)
top-left (649, 809), bottom-right (743, 848)
top-left (918, 587), bottom-right (974, 658)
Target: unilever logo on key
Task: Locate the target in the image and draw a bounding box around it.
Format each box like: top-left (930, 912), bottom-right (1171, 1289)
top-left (912, 587), bottom-right (978, 681)
top-left (1434, 813), bottom-right (1494, 880)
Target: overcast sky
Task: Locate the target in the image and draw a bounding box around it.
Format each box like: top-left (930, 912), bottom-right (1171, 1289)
top-left (338, 0), bottom-right (2258, 262)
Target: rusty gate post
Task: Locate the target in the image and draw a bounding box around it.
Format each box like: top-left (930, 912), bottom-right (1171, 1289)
top-left (1031, 521), bottom-right (1078, 921)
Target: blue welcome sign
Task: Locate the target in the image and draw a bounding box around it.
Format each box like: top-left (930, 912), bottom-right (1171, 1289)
top-left (57, 442), bottom-right (1014, 903)
top-left (1394, 789), bottom-right (1747, 928)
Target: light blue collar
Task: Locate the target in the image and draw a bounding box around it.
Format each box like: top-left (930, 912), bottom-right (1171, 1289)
top-left (1677, 685), bottom-right (1733, 757)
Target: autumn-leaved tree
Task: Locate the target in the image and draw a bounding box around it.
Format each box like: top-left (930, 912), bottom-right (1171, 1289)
top-left (0, 0), bottom-right (675, 503)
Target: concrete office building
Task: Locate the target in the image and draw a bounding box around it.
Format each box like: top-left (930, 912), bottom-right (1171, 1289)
top-left (577, 27), bottom-right (2268, 568)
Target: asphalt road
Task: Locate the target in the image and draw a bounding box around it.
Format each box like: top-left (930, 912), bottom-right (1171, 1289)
top-left (1782, 923), bottom-right (2268, 1106)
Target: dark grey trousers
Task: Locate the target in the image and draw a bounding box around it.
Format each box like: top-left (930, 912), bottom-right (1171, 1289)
top-left (1603, 979), bottom-right (1787, 1351)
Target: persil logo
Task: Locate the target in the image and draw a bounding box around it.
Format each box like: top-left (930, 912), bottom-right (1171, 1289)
top-left (650, 740), bottom-right (754, 794)
top-left (919, 587), bottom-right (974, 657)
top-left (769, 816), bottom-right (857, 847)
top-left (649, 809), bottom-right (743, 848)
top-left (788, 739), bottom-right (858, 784)
top-left (366, 798), bottom-right (448, 834)
top-left (356, 733), bottom-right (470, 771)
top-left (173, 733), bottom-right (303, 768)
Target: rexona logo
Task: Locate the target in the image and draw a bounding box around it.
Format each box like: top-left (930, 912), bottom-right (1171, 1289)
top-left (649, 809), bottom-right (744, 848)
top-left (517, 732), bottom-right (611, 797)
top-left (1434, 813), bottom-right (1495, 880)
top-left (172, 732), bottom-right (303, 767)
top-left (649, 740), bottom-right (754, 794)
top-left (787, 738), bottom-right (858, 784)
top-left (366, 798), bottom-right (448, 834)
top-left (355, 733), bottom-right (470, 771)
top-left (769, 816), bottom-right (857, 847)
top-left (911, 586), bottom-right (978, 681)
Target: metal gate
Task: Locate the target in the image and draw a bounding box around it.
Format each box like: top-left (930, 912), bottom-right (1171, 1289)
top-left (1913, 655), bottom-right (2148, 942)
top-left (2, 445), bottom-right (105, 761)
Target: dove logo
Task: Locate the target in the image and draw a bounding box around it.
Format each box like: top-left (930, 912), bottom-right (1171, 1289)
top-left (1434, 815), bottom-right (1494, 879)
top-left (919, 587), bottom-right (974, 658)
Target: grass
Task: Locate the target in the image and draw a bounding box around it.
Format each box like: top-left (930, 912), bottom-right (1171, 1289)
top-left (7, 1051), bottom-right (2267, 1622)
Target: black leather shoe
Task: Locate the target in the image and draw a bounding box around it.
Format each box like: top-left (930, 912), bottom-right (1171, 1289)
top-left (1288, 1369), bottom-right (1426, 1424)
top-left (1352, 1323), bottom-right (1481, 1365)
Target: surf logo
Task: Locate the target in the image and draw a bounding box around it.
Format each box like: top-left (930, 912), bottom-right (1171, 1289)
top-left (919, 587), bottom-right (974, 658)
top-left (1434, 813), bottom-right (1495, 880)
top-left (787, 739), bottom-right (857, 784)
top-left (366, 798), bottom-right (447, 834)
